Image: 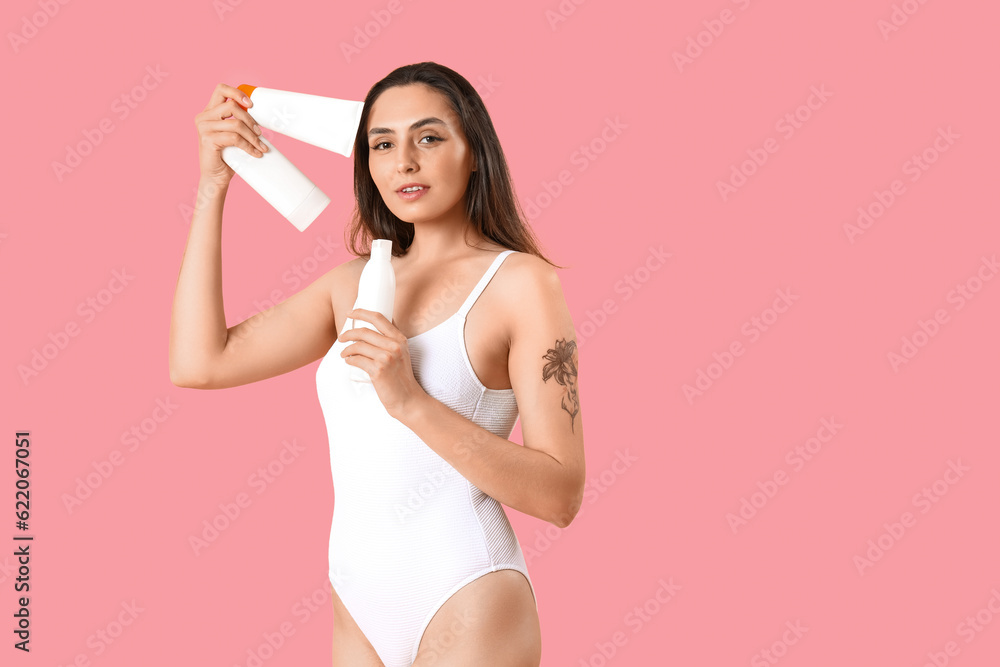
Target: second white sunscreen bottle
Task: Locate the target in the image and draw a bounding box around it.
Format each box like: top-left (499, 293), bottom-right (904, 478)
top-left (348, 239), bottom-right (396, 383)
top-left (221, 136), bottom-right (330, 232)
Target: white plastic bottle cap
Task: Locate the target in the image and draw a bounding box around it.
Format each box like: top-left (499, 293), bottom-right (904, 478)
top-left (371, 238), bottom-right (392, 259)
top-left (286, 186), bottom-right (331, 232)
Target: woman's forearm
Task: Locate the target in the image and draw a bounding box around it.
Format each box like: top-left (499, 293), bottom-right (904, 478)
top-left (169, 178), bottom-right (231, 386)
top-left (399, 394), bottom-right (579, 528)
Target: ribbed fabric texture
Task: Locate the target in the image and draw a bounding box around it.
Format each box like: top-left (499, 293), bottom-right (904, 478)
top-left (315, 250), bottom-right (535, 667)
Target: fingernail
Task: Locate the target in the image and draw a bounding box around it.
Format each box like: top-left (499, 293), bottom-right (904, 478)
top-left (253, 124), bottom-right (261, 134)
top-left (243, 96), bottom-right (251, 106)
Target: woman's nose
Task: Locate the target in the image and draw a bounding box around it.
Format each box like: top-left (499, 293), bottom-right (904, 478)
top-left (396, 142), bottom-right (417, 171)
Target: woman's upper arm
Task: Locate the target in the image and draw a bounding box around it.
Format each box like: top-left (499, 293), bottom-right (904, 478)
top-left (197, 263), bottom-right (344, 389)
top-left (505, 255), bottom-right (586, 516)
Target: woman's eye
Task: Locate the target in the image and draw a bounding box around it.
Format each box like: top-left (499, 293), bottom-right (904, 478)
top-left (371, 136), bottom-right (440, 151)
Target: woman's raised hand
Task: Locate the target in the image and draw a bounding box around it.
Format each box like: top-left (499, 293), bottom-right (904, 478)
top-left (193, 83), bottom-right (269, 186)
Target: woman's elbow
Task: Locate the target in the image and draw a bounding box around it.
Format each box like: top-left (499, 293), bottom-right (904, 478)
top-left (169, 363), bottom-right (209, 389)
top-left (548, 482), bottom-right (584, 529)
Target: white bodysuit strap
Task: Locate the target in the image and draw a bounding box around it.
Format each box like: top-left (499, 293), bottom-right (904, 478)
top-left (457, 250), bottom-right (517, 318)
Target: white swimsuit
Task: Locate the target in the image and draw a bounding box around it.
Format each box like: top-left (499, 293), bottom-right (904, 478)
top-left (315, 249), bottom-right (536, 666)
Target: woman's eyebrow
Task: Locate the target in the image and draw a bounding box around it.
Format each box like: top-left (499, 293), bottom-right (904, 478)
top-left (368, 117), bottom-right (447, 137)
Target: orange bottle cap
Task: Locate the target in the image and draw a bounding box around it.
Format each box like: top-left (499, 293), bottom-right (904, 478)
top-left (237, 84), bottom-right (257, 107)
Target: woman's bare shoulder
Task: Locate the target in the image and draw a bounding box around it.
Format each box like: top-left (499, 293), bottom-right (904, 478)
top-left (495, 251), bottom-right (572, 355)
top-left (494, 251), bottom-right (562, 318)
top-left (499, 251), bottom-right (559, 287)
top-left (306, 256), bottom-right (366, 323)
top-left (327, 255), bottom-right (367, 288)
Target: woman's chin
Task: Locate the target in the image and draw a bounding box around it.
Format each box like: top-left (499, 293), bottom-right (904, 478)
top-left (389, 210), bottom-right (420, 224)
top-left (383, 197), bottom-right (462, 225)
top-left (387, 207), bottom-right (437, 225)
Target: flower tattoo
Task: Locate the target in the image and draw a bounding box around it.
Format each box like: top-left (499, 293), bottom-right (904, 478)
top-left (541, 338), bottom-right (579, 433)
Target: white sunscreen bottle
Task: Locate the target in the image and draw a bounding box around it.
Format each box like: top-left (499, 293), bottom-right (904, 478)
top-left (236, 84), bottom-right (364, 157)
top-left (221, 136), bottom-right (330, 232)
top-left (348, 239), bottom-right (396, 383)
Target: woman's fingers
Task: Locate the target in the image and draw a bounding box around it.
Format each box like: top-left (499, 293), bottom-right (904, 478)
top-left (198, 84), bottom-right (265, 152)
top-left (216, 97), bottom-right (261, 135)
top-left (340, 322), bottom-right (400, 354)
top-left (227, 103), bottom-right (267, 153)
top-left (204, 82), bottom-right (252, 114)
top-left (340, 341), bottom-right (393, 372)
top-left (205, 117), bottom-right (266, 156)
top-left (346, 309), bottom-right (402, 340)
top-left (341, 339), bottom-right (374, 358)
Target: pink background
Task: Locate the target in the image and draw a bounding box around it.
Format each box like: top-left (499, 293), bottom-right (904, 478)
top-left (4, 0), bottom-right (999, 665)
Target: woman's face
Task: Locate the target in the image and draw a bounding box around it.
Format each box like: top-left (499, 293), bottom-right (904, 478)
top-left (366, 84), bottom-right (476, 225)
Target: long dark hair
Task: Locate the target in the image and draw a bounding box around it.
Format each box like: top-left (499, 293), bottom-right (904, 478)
top-left (345, 62), bottom-right (563, 268)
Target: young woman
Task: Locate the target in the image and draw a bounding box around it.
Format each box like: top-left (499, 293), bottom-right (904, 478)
top-left (172, 62), bottom-right (586, 666)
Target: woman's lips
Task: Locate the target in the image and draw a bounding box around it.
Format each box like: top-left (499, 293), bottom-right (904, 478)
top-left (397, 186), bottom-right (429, 201)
